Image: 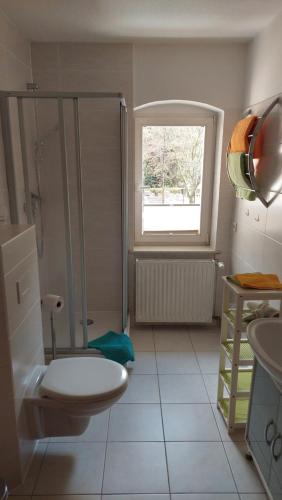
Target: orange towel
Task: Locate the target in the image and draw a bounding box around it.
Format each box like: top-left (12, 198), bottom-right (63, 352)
top-left (230, 115), bottom-right (258, 153)
top-left (232, 273), bottom-right (282, 290)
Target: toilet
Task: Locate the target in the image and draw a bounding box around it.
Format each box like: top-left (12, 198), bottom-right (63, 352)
top-left (25, 356), bottom-right (128, 439)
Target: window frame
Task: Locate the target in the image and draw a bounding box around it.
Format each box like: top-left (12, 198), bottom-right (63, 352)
top-left (135, 115), bottom-right (215, 245)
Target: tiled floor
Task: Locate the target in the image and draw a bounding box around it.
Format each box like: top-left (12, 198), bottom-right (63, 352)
top-left (11, 326), bottom-right (267, 500)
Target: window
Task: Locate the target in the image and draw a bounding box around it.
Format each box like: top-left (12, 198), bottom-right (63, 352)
top-left (135, 115), bottom-right (215, 244)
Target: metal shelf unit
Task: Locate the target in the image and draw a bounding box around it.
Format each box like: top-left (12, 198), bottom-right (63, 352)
top-left (217, 276), bottom-right (282, 433)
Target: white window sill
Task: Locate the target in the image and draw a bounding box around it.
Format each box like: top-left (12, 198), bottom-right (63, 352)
top-left (132, 245), bottom-right (220, 255)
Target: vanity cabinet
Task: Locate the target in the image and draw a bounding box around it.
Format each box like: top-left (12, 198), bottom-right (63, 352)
top-left (247, 360), bottom-right (282, 499)
top-left (269, 396), bottom-right (282, 499)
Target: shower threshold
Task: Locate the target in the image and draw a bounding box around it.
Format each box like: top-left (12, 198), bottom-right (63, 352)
top-left (43, 310), bottom-right (130, 358)
top-left (44, 346), bottom-right (102, 357)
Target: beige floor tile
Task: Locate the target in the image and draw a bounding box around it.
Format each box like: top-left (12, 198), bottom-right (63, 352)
top-left (156, 352), bottom-right (200, 374)
top-left (102, 495), bottom-right (170, 499)
top-left (108, 404), bottom-right (163, 441)
top-left (103, 442), bottom-right (169, 494)
top-left (159, 374), bottom-right (209, 403)
top-left (34, 442), bottom-right (106, 495)
top-left (202, 374), bottom-right (218, 403)
top-left (155, 327), bottom-right (190, 335)
top-left (32, 496), bottom-right (100, 499)
top-left (166, 442), bottom-right (236, 493)
top-left (211, 404), bottom-right (245, 442)
top-left (9, 497), bottom-right (31, 500)
top-left (130, 329), bottom-right (155, 351)
top-left (239, 495), bottom-right (268, 499)
top-left (127, 352), bottom-right (157, 374)
top-left (118, 374), bottom-right (160, 403)
top-left (196, 352), bottom-right (220, 374)
top-left (11, 443), bottom-right (47, 495)
top-left (190, 332), bottom-right (220, 352)
top-left (154, 330), bottom-right (193, 352)
top-left (223, 442), bottom-right (265, 493)
top-left (162, 404), bottom-right (220, 441)
top-left (10, 320), bottom-right (265, 500)
top-left (171, 495), bottom-right (239, 499)
top-left (50, 410), bottom-right (110, 443)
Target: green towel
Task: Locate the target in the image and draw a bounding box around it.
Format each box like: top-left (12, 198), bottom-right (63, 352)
top-left (227, 152), bottom-right (256, 201)
top-left (88, 331), bottom-right (135, 365)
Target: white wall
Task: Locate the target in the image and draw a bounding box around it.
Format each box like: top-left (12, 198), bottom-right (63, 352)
top-left (0, 10), bottom-right (45, 489)
top-left (0, 9), bottom-right (33, 224)
top-left (231, 12), bottom-right (282, 279)
top-left (30, 41), bottom-right (249, 320)
top-left (133, 42), bottom-right (248, 312)
top-left (0, 31), bottom-right (250, 323)
top-left (133, 43), bottom-right (247, 110)
top-left (245, 12), bottom-right (282, 107)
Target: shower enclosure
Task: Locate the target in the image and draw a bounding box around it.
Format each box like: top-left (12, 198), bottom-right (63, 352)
top-left (0, 90), bottom-right (128, 353)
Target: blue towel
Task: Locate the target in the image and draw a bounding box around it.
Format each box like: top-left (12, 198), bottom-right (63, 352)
top-left (88, 331), bottom-right (135, 365)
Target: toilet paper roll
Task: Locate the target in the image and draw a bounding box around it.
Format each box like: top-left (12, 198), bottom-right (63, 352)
top-left (42, 294), bottom-right (64, 313)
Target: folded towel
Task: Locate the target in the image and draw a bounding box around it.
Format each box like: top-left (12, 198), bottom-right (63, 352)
top-left (227, 153), bottom-right (256, 201)
top-left (244, 301), bottom-right (278, 320)
top-left (88, 331), bottom-right (135, 365)
top-left (230, 115), bottom-right (258, 153)
top-left (229, 273), bottom-right (282, 290)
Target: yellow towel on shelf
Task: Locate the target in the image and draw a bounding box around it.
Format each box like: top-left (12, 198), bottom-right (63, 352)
top-left (230, 115), bottom-right (257, 153)
top-left (232, 273), bottom-right (282, 290)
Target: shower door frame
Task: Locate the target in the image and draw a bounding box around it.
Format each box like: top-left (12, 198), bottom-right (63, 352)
top-left (0, 90), bottom-right (128, 353)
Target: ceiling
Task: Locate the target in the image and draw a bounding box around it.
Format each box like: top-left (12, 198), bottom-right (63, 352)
top-left (0, 0), bottom-right (282, 42)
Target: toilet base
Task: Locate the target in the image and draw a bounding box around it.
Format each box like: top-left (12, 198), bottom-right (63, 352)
top-left (24, 363), bottom-right (127, 439)
top-left (24, 366), bottom-right (91, 439)
top-left (25, 397), bottom-right (91, 439)
top-left (35, 406), bottom-right (90, 439)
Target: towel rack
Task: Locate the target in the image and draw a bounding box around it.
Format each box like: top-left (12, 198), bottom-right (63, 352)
top-left (227, 97), bottom-right (281, 207)
top-left (247, 97), bottom-right (281, 208)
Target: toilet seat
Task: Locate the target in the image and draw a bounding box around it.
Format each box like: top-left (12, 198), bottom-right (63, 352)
top-left (39, 357), bottom-right (128, 402)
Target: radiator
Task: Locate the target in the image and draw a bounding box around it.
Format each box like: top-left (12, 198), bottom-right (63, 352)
top-left (135, 259), bottom-right (215, 324)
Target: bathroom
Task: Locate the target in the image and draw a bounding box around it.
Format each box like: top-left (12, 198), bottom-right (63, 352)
top-left (0, 0), bottom-right (282, 498)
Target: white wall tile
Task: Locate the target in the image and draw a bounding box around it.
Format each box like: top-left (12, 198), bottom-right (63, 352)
top-left (10, 302), bottom-right (44, 399)
top-left (265, 193), bottom-right (282, 244)
top-left (261, 234), bottom-right (282, 278)
top-left (0, 10), bottom-right (31, 66)
top-left (31, 42), bottom-right (59, 70)
top-left (4, 251), bottom-right (40, 334)
top-left (231, 13), bottom-right (282, 281)
top-left (0, 227), bottom-right (44, 488)
top-left (30, 42), bottom-right (132, 321)
top-left (0, 10), bottom-right (32, 222)
top-left (59, 43), bottom-right (132, 72)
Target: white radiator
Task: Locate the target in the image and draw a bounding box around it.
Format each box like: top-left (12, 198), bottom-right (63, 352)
top-left (135, 259), bottom-right (215, 324)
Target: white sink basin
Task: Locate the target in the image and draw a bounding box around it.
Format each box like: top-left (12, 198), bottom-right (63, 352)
top-left (247, 318), bottom-right (282, 388)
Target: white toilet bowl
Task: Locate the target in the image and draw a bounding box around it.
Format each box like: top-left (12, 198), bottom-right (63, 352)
top-left (25, 356), bottom-right (128, 439)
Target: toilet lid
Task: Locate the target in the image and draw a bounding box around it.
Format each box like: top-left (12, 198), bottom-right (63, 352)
top-left (40, 357), bottom-right (128, 402)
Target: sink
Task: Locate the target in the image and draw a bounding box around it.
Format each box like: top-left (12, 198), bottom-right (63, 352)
top-left (247, 318), bottom-right (282, 388)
